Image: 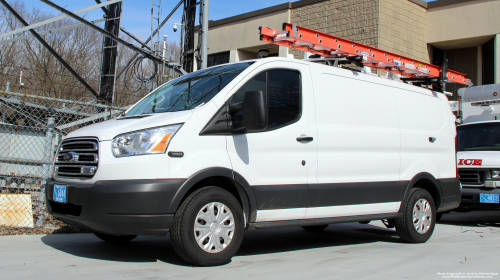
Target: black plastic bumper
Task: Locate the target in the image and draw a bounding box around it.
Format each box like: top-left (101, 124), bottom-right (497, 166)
top-left (458, 187), bottom-right (500, 210)
top-left (45, 178), bottom-right (185, 236)
top-left (437, 178), bottom-right (461, 212)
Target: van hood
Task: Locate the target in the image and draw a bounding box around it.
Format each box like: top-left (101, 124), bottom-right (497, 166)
top-left (65, 110), bottom-right (193, 141)
top-left (457, 151), bottom-right (500, 168)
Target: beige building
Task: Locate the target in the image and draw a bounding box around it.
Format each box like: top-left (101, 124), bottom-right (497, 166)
top-left (197, 0), bottom-right (500, 99)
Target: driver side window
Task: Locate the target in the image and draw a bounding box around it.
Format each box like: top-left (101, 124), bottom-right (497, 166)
top-left (232, 70), bottom-right (301, 130)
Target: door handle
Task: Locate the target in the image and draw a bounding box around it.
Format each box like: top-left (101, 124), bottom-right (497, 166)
top-left (429, 137), bottom-right (436, 143)
top-left (296, 136), bottom-right (313, 142)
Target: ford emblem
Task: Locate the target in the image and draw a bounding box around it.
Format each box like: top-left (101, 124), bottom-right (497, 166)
top-left (64, 152), bottom-right (79, 162)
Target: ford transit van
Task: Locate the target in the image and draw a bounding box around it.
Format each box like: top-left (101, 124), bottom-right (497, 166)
top-left (46, 57), bottom-right (460, 266)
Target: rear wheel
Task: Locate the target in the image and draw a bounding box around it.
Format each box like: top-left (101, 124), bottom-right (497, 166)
top-left (94, 233), bottom-right (137, 244)
top-left (170, 186), bottom-right (244, 266)
top-left (301, 225), bottom-right (328, 232)
top-left (395, 188), bottom-right (436, 243)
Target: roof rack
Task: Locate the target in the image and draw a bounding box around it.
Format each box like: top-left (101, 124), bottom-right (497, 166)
top-left (259, 23), bottom-right (473, 92)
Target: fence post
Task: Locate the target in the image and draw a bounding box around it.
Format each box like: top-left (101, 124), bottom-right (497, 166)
top-left (37, 117), bottom-right (55, 227)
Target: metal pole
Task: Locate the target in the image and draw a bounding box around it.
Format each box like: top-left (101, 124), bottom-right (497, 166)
top-left (115, 0), bottom-right (183, 80)
top-left (0, 0), bottom-right (122, 39)
top-left (39, 0), bottom-right (161, 64)
top-left (200, 0), bottom-right (209, 69)
top-left (151, 0), bottom-right (154, 51)
top-left (98, 0), bottom-right (122, 104)
top-left (39, 117), bottom-right (55, 227)
top-left (1, 82), bottom-right (7, 122)
top-left (163, 35), bottom-right (167, 82)
top-left (120, 27), bottom-right (151, 50)
top-left (0, 18), bottom-right (106, 46)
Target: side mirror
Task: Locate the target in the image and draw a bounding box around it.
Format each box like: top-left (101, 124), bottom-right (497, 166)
top-left (229, 90), bottom-right (268, 131)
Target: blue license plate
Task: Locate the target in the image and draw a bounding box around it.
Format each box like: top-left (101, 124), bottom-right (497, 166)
top-left (480, 193), bottom-right (499, 203)
top-left (53, 184), bottom-right (67, 203)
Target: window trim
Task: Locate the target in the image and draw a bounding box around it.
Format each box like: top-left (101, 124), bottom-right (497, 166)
top-left (229, 68), bottom-right (303, 133)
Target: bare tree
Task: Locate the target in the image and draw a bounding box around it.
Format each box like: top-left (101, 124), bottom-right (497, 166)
top-left (0, 0), bottom-right (182, 108)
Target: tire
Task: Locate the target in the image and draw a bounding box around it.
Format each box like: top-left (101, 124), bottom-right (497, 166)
top-left (94, 233), bottom-right (137, 244)
top-left (170, 186), bottom-right (244, 266)
top-left (301, 225), bottom-right (328, 232)
top-left (395, 188), bottom-right (436, 243)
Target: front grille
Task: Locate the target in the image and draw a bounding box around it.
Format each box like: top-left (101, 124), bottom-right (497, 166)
top-left (55, 137), bottom-right (99, 178)
top-left (458, 169), bottom-right (487, 185)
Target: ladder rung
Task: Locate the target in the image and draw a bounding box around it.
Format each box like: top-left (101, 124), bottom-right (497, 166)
top-left (259, 23), bottom-right (471, 86)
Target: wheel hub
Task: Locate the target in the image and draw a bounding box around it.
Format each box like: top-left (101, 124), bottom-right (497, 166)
top-left (194, 202), bottom-right (235, 253)
top-left (413, 198), bottom-right (432, 234)
top-left (210, 222), bottom-right (221, 234)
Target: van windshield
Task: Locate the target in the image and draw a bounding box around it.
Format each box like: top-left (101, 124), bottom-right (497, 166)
top-left (124, 62), bottom-right (253, 116)
top-left (457, 122), bottom-right (500, 151)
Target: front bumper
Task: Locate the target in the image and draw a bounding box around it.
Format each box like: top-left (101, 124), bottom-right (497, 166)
top-left (458, 187), bottom-right (500, 210)
top-left (45, 178), bottom-right (185, 236)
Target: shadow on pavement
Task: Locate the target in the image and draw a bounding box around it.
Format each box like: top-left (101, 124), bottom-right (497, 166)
top-left (438, 211), bottom-right (500, 228)
top-left (41, 222), bottom-right (401, 266)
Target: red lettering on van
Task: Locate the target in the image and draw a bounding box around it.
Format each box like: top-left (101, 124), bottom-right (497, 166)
top-left (458, 159), bottom-right (482, 166)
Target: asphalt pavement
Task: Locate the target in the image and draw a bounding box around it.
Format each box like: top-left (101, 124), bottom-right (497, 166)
top-left (1, 211), bottom-right (499, 279)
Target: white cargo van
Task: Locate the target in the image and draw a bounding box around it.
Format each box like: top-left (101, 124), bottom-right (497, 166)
top-left (46, 57), bottom-right (460, 266)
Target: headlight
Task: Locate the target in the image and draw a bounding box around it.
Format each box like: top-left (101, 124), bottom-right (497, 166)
top-left (491, 170), bottom-right (500, 179)
top-left (112, 124), bottom-right (182, 157)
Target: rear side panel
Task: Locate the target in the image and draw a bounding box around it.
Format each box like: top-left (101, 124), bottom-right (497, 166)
top-left (393, 82), bottom-right (456, 181)
top-left (307, 63), bottom-right (402, 218)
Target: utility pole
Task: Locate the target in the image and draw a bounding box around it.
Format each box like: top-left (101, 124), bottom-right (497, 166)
top-left (182, 0), bottom-right (196, 73)
top-left (98, 0), bottom-right (122, 104)
top-left (200, 0), bottom-right (209, 70)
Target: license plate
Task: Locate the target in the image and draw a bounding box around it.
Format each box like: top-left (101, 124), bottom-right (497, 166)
top-left (53, 184), bottom-right (67, 203)
top-left (480, 193), bottom-right (499, 203)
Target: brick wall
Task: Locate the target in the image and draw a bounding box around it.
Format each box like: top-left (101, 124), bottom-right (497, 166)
top-left (290, 0), bottom-right (379, 58)
top-left (378, 0), bottom-right (429, 62)
top-left (290, 0), bottom-right (429, 62)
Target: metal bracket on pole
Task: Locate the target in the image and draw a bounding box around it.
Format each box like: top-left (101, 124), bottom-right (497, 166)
top-left (120, 27), bottom-right (152, 50)
top-left (0, 0), bottom-right (123, 39)
top-left (0, 18), bottom-right (106, 46)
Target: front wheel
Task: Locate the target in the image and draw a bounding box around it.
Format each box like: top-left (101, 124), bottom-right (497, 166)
top-left (170, 186), bottom-right (244, 266)
top-left (395, 188), bottom-right (436, 243)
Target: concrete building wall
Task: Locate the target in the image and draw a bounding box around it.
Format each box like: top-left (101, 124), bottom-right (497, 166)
top-left (290, 0), bottom-right (379, 58)
top-left (446, 47), bottom-right (478, 100)
top-left (427, 0), bottom-right (500, 45)
top-left (378, 0), bottom-right (429, 62)
top-left (204, 9), bottom-right (290, 55)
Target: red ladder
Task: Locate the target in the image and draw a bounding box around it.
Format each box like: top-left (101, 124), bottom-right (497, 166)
top-left (259, 23), bottom-right (471, 87)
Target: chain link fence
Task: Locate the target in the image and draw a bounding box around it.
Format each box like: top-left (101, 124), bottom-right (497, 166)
top-left (0, 89), bottom-right (127, 235)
